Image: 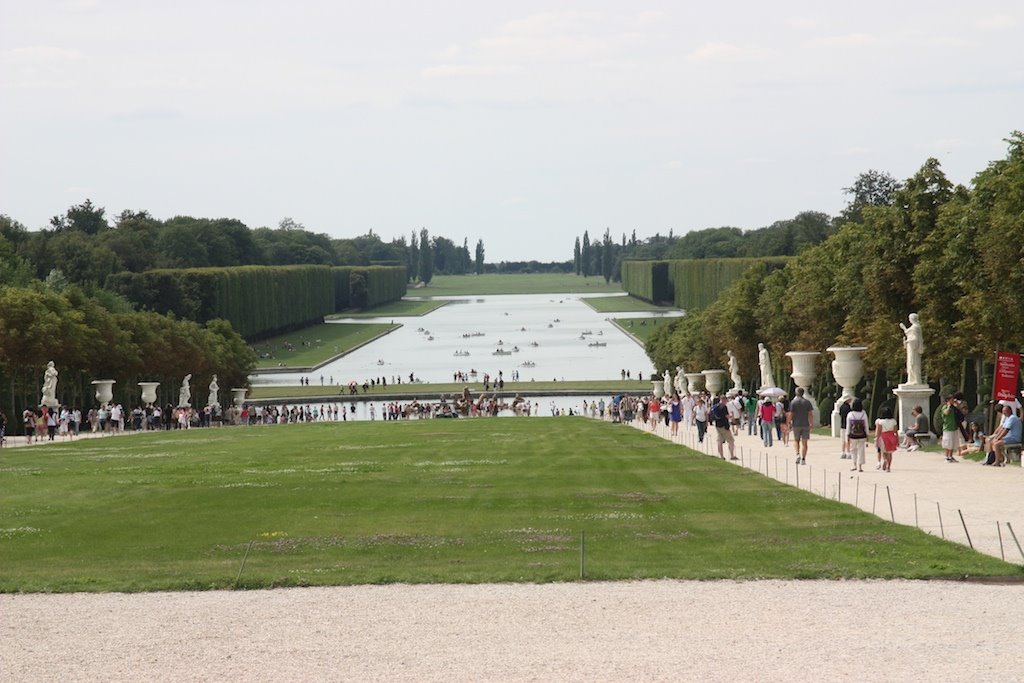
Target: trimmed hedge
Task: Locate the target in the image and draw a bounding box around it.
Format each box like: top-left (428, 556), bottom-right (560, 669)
top-left (669, 257), bottom-right (789, 311)
top-left (332, 266), bottom-right (407, 311)
top-left (622, 257), bottom-right (790, 310)
top-left (107, 265), bottom-right (336, 339)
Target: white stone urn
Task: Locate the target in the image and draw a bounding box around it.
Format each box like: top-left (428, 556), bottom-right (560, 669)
top-left (786, 351), bottom-right (820, 390)
top-left (827, 346), bottom-right (867, 436)
top-left (702, 369), bottom-right (727, 396)
top-left (91, 379), bottom-right (115, 405)
top-left (231, 388), bottom-right (248, 407)
top-left (138, 382), bottom-right (160, 406)
top-left (684, 372), bottom-right (705, 393)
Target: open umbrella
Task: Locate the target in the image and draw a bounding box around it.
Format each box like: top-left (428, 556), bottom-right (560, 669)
top-left (997, 399), bottom-right (1021, 409)
top-left (757, 387), bottom-right (787, 398)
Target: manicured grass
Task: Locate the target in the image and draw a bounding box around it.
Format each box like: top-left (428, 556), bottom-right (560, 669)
top-left (410, 274), bottom-right (622, 297)
top-left (613, 317), bottom-right (675, 344)
top-left (253, 322), bottom-right (398, 369)
top-left (328, 299), bottom-right (448, 319)
top-left (1, 419), bottom-right (1016, 592)
top-left (250, 379), bottom-right (655, 400)
top-left (584, 296), bottom-right (680, 313)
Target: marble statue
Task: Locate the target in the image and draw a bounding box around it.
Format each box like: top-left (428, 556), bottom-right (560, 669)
top-left (178, 373), bottom-right (192, 407)
top-left (758, 343), bottom-right (774, 389)
top-left (674, 365), bottom-right (686, 394)
top-left (726, 350), bottom-right (742, 390)
top-left (40, 361), bottom-right (58, 407)
top-left (663, 369), bottom-right (673, 397)
top-left (207, 374), bottom-right (220, 408)
top-left (899, 312), bottom-right (924, 386)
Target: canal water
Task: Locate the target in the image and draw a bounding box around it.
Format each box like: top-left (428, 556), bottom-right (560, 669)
top-left (251, 293), bottom-right (681, 387)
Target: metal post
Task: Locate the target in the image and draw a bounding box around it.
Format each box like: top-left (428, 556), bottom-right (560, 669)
top-left (1007, 522), bottom-right (1024, 561)
top-left (580, 530), bottom-right (586, 579)
top-left (872, 483), bottom-right (877, 515)
top-left (837, 472), bottom-right (841, 503)
top-left (914, 493), bottom-right (918, 529)
top-left (235, 540), bottom-right (254, 586)
top-left (958, 510), bottom-right (973, 549)
top-left (937, 503), bottom-right (945, 539)
top-left (997, 522), bottom-right (1005, 561)
top-left (886, 486), bottom-right (895, 523)
top-left (855, 477), bottom-right (860, 507)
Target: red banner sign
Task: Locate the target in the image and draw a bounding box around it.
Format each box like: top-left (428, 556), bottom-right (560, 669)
top-left (993, 351), bottom-right (1021, 401)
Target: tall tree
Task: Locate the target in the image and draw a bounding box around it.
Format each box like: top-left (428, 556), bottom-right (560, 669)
top-left (408, 230), bottom-right (419, 281)
top-left (581, 231), bottom-right (591, 277)
top-left (839, 170), bottom-right (901, 225)
top-left (474, 239), bottom-right (485, 274)
top-left (602, 229), bottom-right (613, 283)
top-left (573, 237), bottom-right (581, 274)
top-left (418, 228), bottom-right (433, 285)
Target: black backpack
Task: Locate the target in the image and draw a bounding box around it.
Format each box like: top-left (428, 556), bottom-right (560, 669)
top-left (848, 416), bottom-right (867, 439)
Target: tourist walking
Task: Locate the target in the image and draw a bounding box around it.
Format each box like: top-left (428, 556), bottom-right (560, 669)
top-left (939, 394), bottom-right (963, 462)
top-left (875, 406), bottom-right (899, 472)
top-left (759, 398), bottom-right (775, 447)
top-left (693, 395), bottom-right (708, 444)
top-left (846, 399), bottom-right (869, 472)
top-left (789, 388), bottom-right (813, 464)
top-left (711, 396), bottom-right (737, 460)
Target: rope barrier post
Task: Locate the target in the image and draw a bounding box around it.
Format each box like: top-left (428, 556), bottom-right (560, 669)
top-left (580, 529), bottom-right (586, 580)
top-left (997, 522), bottom-right (1005, 561)
top-left (958, 509), bottom-right (973, 549)
top-left (886, 485), bottom-right (895, 523)
top-left (1007, 522), bottom-right (1024, 561)
top-left (872, 483), bottom-right (877, 515)
top-left (914, 493), bottom-right (918, 529)
top-left (235, 540), bottom-right (254, 587)
top-left (837, 472), bottom-right (841, 503)
top-left (937, 503), bottom-right (945, 539)
top-left (855, 477), bottom-right (859, 507)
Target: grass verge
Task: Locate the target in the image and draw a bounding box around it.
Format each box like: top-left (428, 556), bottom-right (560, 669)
top-left (409, 274), bottom-right (621, 297)
top-left (1, 419), bottom-right (1017, 592)
top-left (253, 322), bottom-right (398, 369)
top-left (583, 296), bottom-right (680, 313)
top-left (328, 299), bottom-right (448, 319)
top-left (612, 317), bottom-right (676, 344)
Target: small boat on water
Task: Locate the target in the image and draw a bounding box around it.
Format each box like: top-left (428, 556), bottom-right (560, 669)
top-left (453, 351), bottom-right (471, 357)
top-left (588, 341), bottom-right (607, 347)
top-left (581, 330), bottom-right (593, 336)
top-left (493, 349), bottom-right (513, 356)
top-left (427, 336), bottom-right (434, 341)
top-left (520, 361), bottom-right (535, 368)
top-left (529, 342), bottom-right (540, 347)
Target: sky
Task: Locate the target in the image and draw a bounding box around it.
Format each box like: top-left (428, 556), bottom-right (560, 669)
top-left (1, 1), bottom-right (1021, 262)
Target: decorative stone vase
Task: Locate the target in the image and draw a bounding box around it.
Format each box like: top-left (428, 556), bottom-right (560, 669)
top-left (231, 388), bottom-right (248, 407)
top-left (138, 382), bottom-right (160, 406)
top-left (702, 369), bottom-right (727, 396)
top-left (684, 372), bottom-right (705, 393)
top-left (91, 379), bottom-right (115, 405)
top-left (826, 346), bottom-right (867, 436)
top-left (786, 351), bottom-right (820, 390)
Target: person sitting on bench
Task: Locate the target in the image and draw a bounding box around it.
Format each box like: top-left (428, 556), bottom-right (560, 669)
top-left (901, 405), bottom-right (930, 451)
top-left (989, 404), bottom-right (1022, 466)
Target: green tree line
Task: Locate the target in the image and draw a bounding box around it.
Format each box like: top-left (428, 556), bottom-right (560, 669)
top-left (646, 132), bottom-right (1024, 412)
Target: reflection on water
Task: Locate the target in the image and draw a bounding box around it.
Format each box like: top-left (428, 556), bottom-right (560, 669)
top-left (251, 293), bottom-right (681, 386)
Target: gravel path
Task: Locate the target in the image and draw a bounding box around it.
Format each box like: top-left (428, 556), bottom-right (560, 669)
top-left (3, 580), bottom-right (1022, 681)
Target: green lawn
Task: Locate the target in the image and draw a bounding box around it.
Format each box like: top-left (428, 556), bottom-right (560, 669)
top-left (250, 379), bottom-right (654, 399)
top-left (410, 273), bottom-right (622, 297)
top-left (583, 296), bottom-right (680, 313)
top-left (1, 419), bottom-right (1015, 592)
top-left (253, 322), bottom-right (398, 369)
top-left (328, 299), bottom-right (448, 319)
top-left (613, 317), bottom-right (676, 344)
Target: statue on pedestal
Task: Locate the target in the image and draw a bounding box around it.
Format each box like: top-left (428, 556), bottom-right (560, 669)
top-left (726, 350), bottom-right (742, 390)
top-left (758, 343), bottom-right (774, 388)
top-left (663, 370), bottom-right (673, 397)
top-left (674, 365), bottom-right (686, 394)
top-left (178, 374), bottom-right (193, 408)
top-left (207, 374), bottom-right (220, 408)
top-left (899, 312), bottom-right (924, 386)
top-left (41, 361), bottom-right (59, 407)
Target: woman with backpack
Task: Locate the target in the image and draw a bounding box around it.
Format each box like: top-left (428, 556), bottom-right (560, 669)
top-left (846, 399), bottom-right (869, 472)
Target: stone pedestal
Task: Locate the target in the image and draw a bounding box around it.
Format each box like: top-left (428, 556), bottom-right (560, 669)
top-left (91, 379), bottom-right (115, 406)
top-left (702, 369), bottom-right (727, 396)
top-left (827, 346), bottom-right (867, 437)
top-left (138, 382), bottom-right (160, 406)
top-left (231, 388), bottom-right (248, 407)
top-left (684, 373), bottom-right (705, 393)
top-left (893, 384), bottom-right (935, 435)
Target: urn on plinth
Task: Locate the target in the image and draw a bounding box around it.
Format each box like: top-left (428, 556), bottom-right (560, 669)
top-left (231, 388), bottom-right (248, 407)
top-left (651, 381), bottom-right (664, 398)
top-left (138, 382), bottom-right (160, 406)
top-left (827, 346), bottom-right (867, 437)
top-left (684, 372), bottom-right (705, 393)
top-left (701, 369), bottom-right (727, 396)
top-left (91, 379), bottom-right (116, 406)
top-left (786, 351), bottom-right (822, 427)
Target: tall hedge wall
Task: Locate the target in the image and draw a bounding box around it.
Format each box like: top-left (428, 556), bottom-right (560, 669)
top-left (332, 266), bottom-right (407, 311)
top-left (107, 265), bottom-right (336, 339)
top-left (669, 257), bottom-right (789, 311)
top-left (621, 260), bottom-right (672, 303)
top-left (622, 257), bottom-right (789, 310)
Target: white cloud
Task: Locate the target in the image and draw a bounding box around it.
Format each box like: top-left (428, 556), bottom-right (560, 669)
top-left (421, 64), bottom-right (523, 79)
top-left (686, 42), bottom-right (768, 62)
top-left (806, 33), bottom-right (874, 48)
top-left (436, 43), bottom-right (461, 61)
top-left (636, 10), bottom-right (665, 27)
top-left (787, 17), bottom-right (819, 30)
top-left (2, 45), bottom-right (84, 64)
top-left (975, 14), bottom-right (1017, 30)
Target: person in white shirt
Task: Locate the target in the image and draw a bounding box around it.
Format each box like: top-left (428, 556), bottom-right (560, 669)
top-left (845, 399), bottom-right (870, 473)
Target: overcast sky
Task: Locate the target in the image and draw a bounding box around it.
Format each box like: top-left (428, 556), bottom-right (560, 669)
top-left (2, 1), bottom-right (1021, 261)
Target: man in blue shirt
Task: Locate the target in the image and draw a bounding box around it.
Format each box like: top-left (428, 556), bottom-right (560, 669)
top-left (990, 405), bottom-right (1022, 466)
